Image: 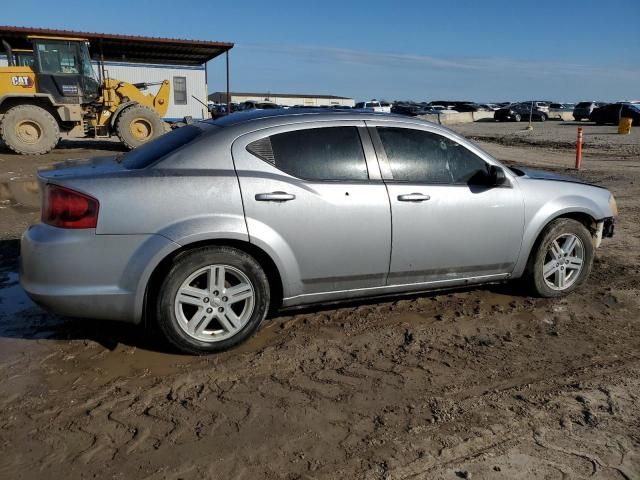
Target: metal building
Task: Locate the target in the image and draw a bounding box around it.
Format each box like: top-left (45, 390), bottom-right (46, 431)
top-left (209, 91), bottom-right (355, 107)
top-left (0, 26), bottom-right (233, 120)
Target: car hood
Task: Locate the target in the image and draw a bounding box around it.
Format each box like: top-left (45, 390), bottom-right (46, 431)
top-left (513, 167), bottom-right (605, 188)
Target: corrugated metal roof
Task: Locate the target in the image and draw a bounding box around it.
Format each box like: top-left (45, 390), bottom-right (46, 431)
top-left (209, 91), bottom-right (352, 100)
top-left (0, 25), bottom-right (233, 65)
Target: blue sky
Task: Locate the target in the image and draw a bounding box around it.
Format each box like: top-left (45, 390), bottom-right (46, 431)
top-left (2, 0), bottom-right (639, 102)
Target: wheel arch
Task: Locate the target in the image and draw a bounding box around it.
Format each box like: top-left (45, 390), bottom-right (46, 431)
top-left (143, 238), bottom-right (285, 326)
top-left (0, 94), bottom-right (60, 119)
top-left (513, 210), bottom-right (598, 278)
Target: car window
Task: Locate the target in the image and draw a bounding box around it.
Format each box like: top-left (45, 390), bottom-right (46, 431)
top-left (120, 124), bottom-right (209, 169)
top-left (246, 127), bottom-right (368, 181)
top-left (377, 127), bottom-right (489, 184)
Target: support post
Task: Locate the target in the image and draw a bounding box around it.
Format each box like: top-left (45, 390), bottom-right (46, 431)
top-left (575, 127), bottom-right (583, 170)
top-left (226, 50), bottom-right (230, 115)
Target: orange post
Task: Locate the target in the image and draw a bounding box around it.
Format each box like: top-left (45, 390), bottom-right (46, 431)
top-left (575, 127), bottom-right (583, 170)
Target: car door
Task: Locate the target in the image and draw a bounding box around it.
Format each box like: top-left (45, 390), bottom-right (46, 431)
top-left (367, 122), bottom-right (525, 286)
top-left (232, 121), bottom-right (391, 301)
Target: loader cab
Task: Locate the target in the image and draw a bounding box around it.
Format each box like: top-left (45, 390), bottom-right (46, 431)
top-left (29, 36), bottom-right (100, 104)
top-left (12, 49), bottom-right (35, 67)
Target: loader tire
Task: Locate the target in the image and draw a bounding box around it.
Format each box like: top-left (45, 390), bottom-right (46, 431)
top-left (115, 105), bottom-right (166, 150)
top-left (0, 104), bottom-right (60, 155)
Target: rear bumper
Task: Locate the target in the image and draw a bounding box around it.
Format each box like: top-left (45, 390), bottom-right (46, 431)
top-left (20, 224), bottom-right (177, 323)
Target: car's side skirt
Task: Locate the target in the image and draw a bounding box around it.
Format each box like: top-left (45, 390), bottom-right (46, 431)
top-left (281, 273), bottom-right (511, 308)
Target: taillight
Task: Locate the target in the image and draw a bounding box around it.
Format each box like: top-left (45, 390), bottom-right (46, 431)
top-left (42, 184), bottom-right (99, 229)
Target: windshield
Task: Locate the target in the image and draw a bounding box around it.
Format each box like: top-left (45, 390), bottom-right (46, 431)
top-left (36, 41), bottom-right (81, 74)
top-left (79, 42), bottom-right (98, 81)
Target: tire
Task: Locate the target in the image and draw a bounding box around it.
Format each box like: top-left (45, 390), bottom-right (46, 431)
top-left (525, 218), bottom-right (594, 298)
top-left (514, 114), bottom-right (522, 122)
top-left (539, 113), bottom-right (547, 122)
top-left (0, 104), bottom-right (60, 155)
top-left (574, 116), bottom-right (582, 122)
top-left (156, 246), bottom-right (270, 354)
top-left (115, 104), bottom-right (166, 150)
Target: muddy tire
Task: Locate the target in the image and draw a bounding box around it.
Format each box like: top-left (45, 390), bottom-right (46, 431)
top-left (115, 105), bottom-right (165, 150)
top-left (525, 218), bottom-right (594, 298)
top-left (156, 247), bottom-right (270, 354)
top-left (0, 104), bottom-right (60, 155)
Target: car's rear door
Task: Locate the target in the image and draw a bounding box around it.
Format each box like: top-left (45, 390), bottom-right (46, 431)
top-left (367, 121), bottom-right (524, 286)
top-left (232, 121), bottom-right (391, 302)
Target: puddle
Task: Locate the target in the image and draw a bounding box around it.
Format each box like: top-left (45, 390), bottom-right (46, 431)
top-left (0, 179), bottom-right (40, 211)
top-left (0, 272), bottom-right (36, 320)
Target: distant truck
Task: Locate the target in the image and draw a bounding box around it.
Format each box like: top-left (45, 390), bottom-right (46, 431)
top-left (354, 100), bottom-right (391, 113)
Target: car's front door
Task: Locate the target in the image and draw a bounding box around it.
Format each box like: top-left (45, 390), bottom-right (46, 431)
top-left (368, 122), bottom-right (525, 286)
top-left (232, 122), bottom-right (391, 302)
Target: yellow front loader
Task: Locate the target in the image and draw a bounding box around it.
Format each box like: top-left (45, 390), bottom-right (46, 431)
top-left (0, 35), bottom-right (170, 154)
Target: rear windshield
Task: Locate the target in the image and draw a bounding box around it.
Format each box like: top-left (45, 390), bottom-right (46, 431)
top-left (119, 124), bottom-right (210, 169)
top-left (575, 102), bottom-right (592, 108)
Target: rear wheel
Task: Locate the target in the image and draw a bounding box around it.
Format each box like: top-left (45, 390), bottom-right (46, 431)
top-left (0, 104), bottom-right (60, 155)
top-left (115, 105), bottom-right (166, 150)
top-left (513, 113), bottom-right (522, 122)
top-left (156, 247), bottom-right (270, 354)
top-left (539, 113), bottom-right (547, 122)
top-left (525, 218), bottom-right (594, 297)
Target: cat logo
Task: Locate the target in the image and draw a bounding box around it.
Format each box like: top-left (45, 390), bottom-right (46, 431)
top-left (10, 76), bottom-right (34, 88)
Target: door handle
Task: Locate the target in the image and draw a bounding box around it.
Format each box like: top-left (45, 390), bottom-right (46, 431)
top-left (397, 193), bottom-right (430, 202)
top-left (255, 191), bottom-right (296, 202)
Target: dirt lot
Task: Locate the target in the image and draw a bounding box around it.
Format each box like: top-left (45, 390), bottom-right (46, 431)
top-left (1, 122), bottom-right (639, 480)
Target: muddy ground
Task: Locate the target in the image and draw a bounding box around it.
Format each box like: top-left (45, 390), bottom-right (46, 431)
top-left (0, 122), bottom-right (639, 480)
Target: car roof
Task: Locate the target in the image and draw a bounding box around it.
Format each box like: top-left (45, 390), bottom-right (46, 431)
top-left (204, 108), bottom-right (431, 128)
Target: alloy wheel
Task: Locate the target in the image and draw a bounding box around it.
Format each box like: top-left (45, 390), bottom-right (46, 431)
top-left (542, 233), bottom-right (585, 290)
top-left (174, 264), bottom-right (255, 342)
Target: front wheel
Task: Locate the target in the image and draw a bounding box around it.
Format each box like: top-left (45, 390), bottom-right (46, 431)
top-left (0, 104), bottom-right (60, 155)
top-left (539, 113), bottom-right (547, 122)
top-left (513, 114), bottom-right (522, 122)
top-left (525, 218), bottom-right (594, 297)
top-left (156, 247), bottom-right (270, 354)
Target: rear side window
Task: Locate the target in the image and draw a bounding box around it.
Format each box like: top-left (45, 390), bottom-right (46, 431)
top-left (246, 127), bottom-right (368, 181)
top-left (121, 125), bottom-right (205, 169)
top-left (377, 127), bottom-right (488, 184)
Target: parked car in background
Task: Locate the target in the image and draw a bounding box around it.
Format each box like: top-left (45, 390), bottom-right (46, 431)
top-left (494, 102), bottom-right (549, 122)
top-left (573, 101), bottom-right (606, 121)
top-left (453, 102), bottom-right (487, 112)
top-left (20, 109), bottom-right (616, 354)
top-left (589, 103), bottom-right (640, 125)
top-left (429, 101), bottom-right (461, 110)
top-left (354, 100), bottom-right (389, 113)
top-left (549, 103), bottom-right (576, 111)
top-left (379, 101), bottom-right (392, 113)
top-left (237, 101), bottom-right (280, 111)
top-left (391, 103), bottom-right (434, 117)
top-left (523, 101), bottom-right (551, 113)
top-left (428, 104), bottom-right (456, 114)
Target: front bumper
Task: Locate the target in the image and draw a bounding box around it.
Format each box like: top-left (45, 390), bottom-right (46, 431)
top-left (20, 224), bottom-right (175, 323)
top-left (603, 217), bottom-right (615, 238)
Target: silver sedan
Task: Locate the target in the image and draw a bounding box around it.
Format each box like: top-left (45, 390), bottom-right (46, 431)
top-left (20, 110), bottom-right (617, 354)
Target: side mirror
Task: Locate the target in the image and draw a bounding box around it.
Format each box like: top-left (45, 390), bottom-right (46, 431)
top-left (489, 165), bottom-right (508, 186)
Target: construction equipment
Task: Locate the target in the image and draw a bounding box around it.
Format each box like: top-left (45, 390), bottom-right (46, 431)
top-left (0, 35), bottom-right (169, 154)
